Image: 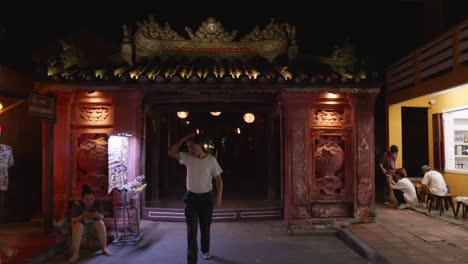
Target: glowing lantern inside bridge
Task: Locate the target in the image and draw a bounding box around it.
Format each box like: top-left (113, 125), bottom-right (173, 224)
top-left (243, 113), bottom-right (255, 123)
top-left (177, 111), bottom-right (189, 119)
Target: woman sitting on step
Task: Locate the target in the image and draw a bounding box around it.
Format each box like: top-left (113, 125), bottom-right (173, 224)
top-left (69, 185), bottom-right (112, 263)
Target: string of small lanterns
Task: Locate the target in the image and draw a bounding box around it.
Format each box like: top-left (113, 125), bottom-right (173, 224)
top-left (177, 111), bottom-right (255, 124)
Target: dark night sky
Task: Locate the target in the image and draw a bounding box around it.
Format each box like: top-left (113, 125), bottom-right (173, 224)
top-left (0, 0), bottom-right (467, 72)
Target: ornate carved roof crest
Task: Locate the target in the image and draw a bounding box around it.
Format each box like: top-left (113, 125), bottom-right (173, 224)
top-left (241, 19), bottom-right (294, 43)
top-left (185, 17), bottom-right (237, 42)
top-left (124, 16), bottom-right (297, 63)
top-left (135, 15), bottom-right (184, 41)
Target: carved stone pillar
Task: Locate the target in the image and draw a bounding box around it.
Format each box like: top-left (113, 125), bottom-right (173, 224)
top-left (354, 94), bottom-right (377, 221)
top-left (52, 92), bottom-right (74, 219)
top-left (282, 93), bottom-right (311, 222)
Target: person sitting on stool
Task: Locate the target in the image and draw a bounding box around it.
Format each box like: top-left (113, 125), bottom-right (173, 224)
top-left (420, 165), bottom-right (448, 196)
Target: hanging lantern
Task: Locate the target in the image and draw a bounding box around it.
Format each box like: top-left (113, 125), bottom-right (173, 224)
top-left (177, 111), bottom-right (189, 119)
top-left (210, 112), bottom-right (222, 116)
top-left (236, 128), bottom-right (241, 134)
top-left (0, 102), bottom-right (3, 111)
top-left (243, 113), bottom-right (255, 123)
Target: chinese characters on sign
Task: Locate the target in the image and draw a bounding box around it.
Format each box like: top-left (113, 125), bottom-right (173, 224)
top-left (28, 93), bottom-right (56, 121)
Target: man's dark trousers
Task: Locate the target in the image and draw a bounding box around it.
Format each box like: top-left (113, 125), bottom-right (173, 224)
top-left (393, 189), bottom-right (406, 204)
top-left (184, 191), bottom-right (214, 264)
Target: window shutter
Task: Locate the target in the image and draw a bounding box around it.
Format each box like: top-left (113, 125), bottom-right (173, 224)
top-left (432, 113), bottom-right (445, 171)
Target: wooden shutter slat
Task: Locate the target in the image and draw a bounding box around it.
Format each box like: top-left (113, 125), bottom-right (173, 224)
top-left (432, 113), bottom-right (445, 171)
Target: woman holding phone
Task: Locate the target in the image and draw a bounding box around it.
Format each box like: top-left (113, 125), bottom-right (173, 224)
top-left (69, 185), bottom-right (112, 263)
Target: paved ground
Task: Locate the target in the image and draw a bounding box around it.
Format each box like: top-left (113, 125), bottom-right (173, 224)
top-left (6, 203), bottom-right (468, 263)
top-left (47, 220), bottom-right (368, 264)
top-left (0, 222), bottom-right (55, 263)
top-left (349, 204), bottom-right (468, 263)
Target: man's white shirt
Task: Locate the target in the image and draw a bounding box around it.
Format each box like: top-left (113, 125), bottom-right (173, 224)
top-left (421, 170), bottom-right (448, 196)
top-left (179, 152), bottom-right (223, 193)
top-left (393, 178), bottom-right (417, 203)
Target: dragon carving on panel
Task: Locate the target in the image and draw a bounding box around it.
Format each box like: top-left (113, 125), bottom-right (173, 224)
top-left (314, 137), bottom-right (344, 196)
top-left (76, 135), bottom-right (109, 196)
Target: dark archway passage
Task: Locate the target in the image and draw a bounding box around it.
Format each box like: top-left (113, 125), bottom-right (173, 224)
top-left (142, 96), bottom-right (283, 221)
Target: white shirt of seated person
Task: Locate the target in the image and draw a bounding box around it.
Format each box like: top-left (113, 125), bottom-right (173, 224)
top-left (392, 178), bottom-right (418, 204)
top-left (421, 170), bottom-right (448, 196)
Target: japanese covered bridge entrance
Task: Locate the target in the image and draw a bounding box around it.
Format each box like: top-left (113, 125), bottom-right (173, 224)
top-left (37, 17), bottom-right (379, 227)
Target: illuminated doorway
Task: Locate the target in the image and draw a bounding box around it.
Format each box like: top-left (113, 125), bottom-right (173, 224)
top-left (143, 96), bottom-right (283, 221)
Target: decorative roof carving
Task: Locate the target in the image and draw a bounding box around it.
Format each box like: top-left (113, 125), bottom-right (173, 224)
top-left (40, 17), bottom-right (378, 89)
top-left (59, 40), bottom-right (87, 69)
top-left (126, 16), bottom-right (293, 63)
top-left (185, 17), bottom-right (237, 42)
top-left (135, 15), bottom-right (184, 40)
top-left (241, 19), bottom-right (293, 43)
top-left (42, 54), bottom-right (380, 93)
top-left (331, 39), bottom-right (356, 61)
top-left (318, 39), bottom-right (368, 79)
top-left (46, 40), bottom-right (88, 76)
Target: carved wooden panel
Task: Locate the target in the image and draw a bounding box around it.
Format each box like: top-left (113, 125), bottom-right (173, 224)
top-left (73, 133), bottom-right (111, 198)
top-left (71, 92), bottom-right (114, 127)
top-left (79, 106), bottom-right (110, 122)
top-left (311, 109), bottom-right (351, 126)
top-left (314, 136), bottom-right (344, 196)
top-left (310, 128), bottom-right (353, 205)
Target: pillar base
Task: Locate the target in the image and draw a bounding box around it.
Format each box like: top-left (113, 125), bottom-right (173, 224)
top-left (288, 218), bottom-right (358, 235)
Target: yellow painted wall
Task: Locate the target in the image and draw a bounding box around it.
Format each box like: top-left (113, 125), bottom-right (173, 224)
top-left (388, 85), bottom-right (468, 196)
top-left (445, 173), bottom-right (468, 197)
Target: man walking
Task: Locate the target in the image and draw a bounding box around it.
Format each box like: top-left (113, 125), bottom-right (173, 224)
top-left (168, 133), bottom-right (223, 264)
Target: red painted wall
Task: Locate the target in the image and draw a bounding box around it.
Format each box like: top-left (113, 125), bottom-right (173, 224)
top-left (0, 66), bottom-right (42, 222)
